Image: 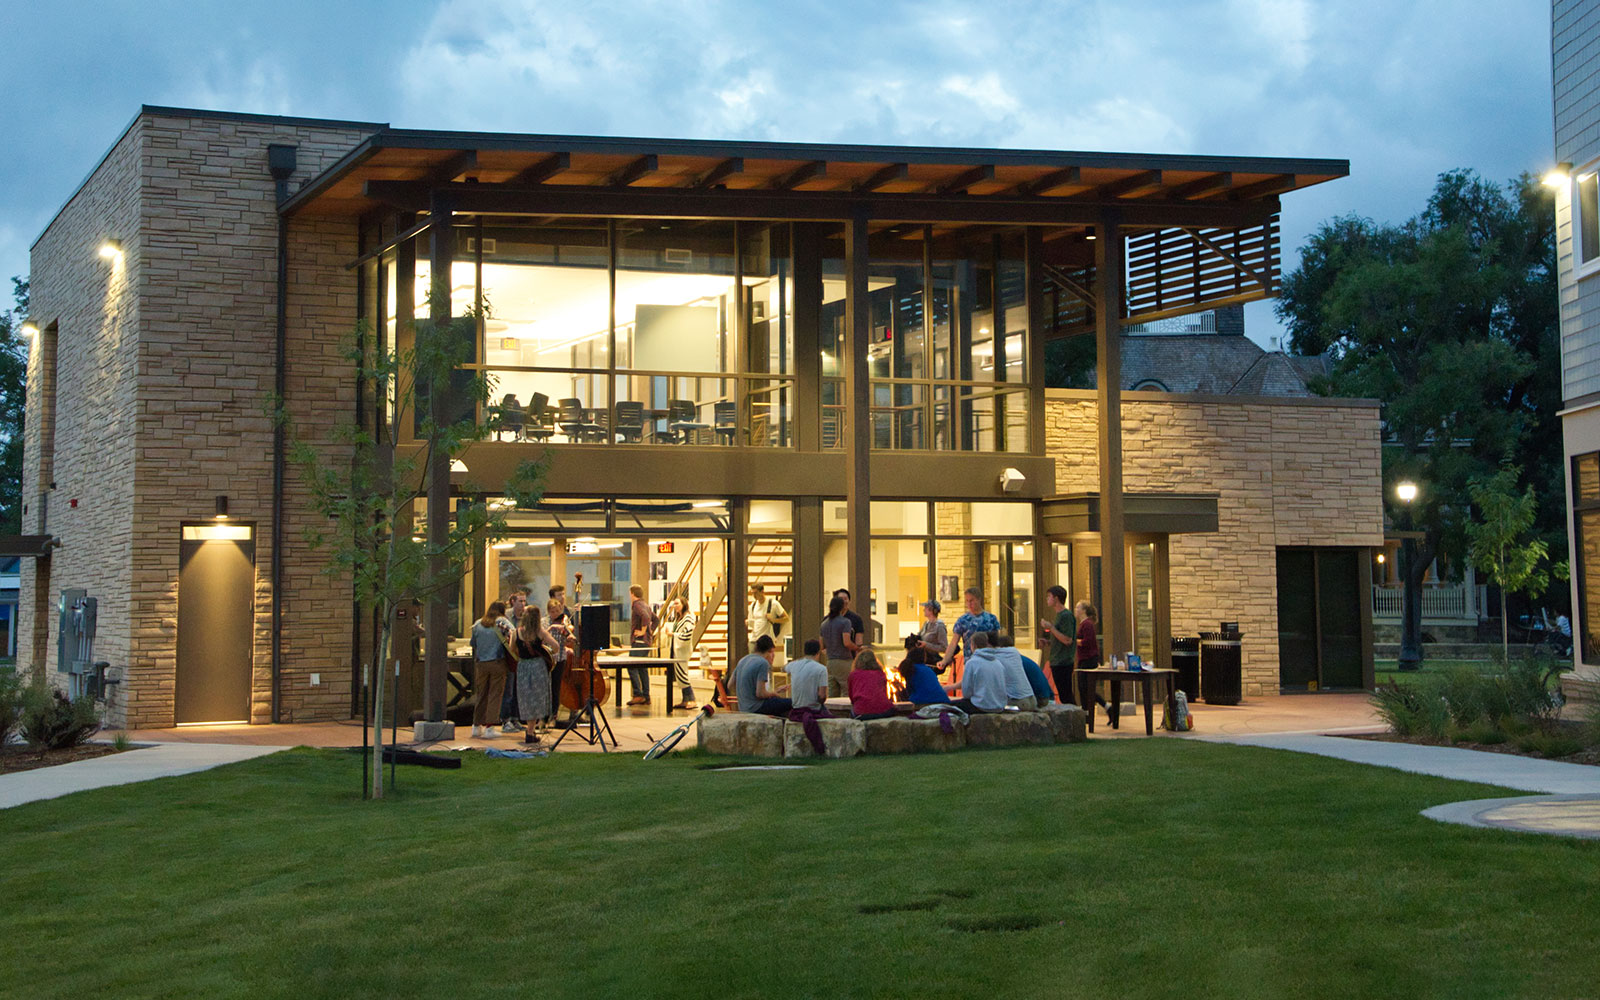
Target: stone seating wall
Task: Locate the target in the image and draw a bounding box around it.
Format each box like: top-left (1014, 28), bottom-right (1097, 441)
top-left (697, 703), bottom-right (1087, 759)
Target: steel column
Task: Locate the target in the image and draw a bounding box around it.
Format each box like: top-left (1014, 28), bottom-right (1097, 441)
top-left (1095, 208), bottom-right (1129, 661)
top-left (845, 212), bottom-right (873, 637)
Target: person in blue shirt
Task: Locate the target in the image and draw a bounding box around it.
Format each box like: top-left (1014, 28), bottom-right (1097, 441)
top-left (1019, 652), bottom-right (1055, 708)
top-left (938, 587), bottom-right (1001, 672)
top-left (896, 638), bottom-right (952, 709)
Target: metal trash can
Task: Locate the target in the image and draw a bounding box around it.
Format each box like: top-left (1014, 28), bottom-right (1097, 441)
top-left (1170, 636), bottom-right (1200, 703)
top-left (1199, 628), bottom-right (1244, 705)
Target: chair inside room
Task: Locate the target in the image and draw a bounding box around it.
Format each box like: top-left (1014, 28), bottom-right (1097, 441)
top-left (613, 400), bottom-right (645, 443)
top-left (558, 397), bottom-right (606, 443)
top-left (524, 392), bottom-right (555, 442)
top-left (713, 400), bottom-right (737, 445)
top-left (497, 394), bottom-right (526, 441)
top-left (666, 398), bottom-right (710, 444)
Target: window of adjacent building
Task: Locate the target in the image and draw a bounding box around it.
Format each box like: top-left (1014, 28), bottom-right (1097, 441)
top-left (1577, 168), bottom-right (1600, 271)
top-left (1573, 452), bottom-right (1600, 664)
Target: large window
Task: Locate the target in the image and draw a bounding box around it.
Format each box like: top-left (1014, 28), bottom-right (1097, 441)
top-left (412, 220), bottom-right (796, 448)
top-left (821, 226), bottom-right (1031, 453)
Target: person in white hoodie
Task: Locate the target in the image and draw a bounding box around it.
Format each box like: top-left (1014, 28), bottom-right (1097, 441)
top-left (989, 630), bottom-right (1037, 710)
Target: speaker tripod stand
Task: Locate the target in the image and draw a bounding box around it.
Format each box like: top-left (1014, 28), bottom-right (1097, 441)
top-left (549, 649), bottom-right (616, 752)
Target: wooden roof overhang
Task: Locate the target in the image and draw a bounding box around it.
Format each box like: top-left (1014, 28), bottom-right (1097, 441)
top-left (282, 129), bottom-right (1346, 325)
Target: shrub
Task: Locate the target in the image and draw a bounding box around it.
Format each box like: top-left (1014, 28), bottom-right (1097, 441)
top-left (1494, 655), bottom-right (1561, 723)
top-left (0, 670), bottom-right (26, 743)
top-left (1449, 721), bottom-right (1507, 745)
top-left (1437, 666), bottom-right (1495, 726)
top-left (20, 689), bottom-right (101, 750)
top-left (1372, 682), bottom-right (1450, 739)
top-left (1515, 730), bottom-right (1583, 759)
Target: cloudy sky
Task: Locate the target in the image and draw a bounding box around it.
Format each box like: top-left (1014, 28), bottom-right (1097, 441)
top-left (0, 0), bottom-right (1553, 342)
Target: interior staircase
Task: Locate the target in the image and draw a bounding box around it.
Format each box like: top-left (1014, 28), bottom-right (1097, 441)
top-left (689, 538), bottom-right (794, 672)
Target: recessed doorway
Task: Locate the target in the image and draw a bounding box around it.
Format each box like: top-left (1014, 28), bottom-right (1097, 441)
top-left (176, 523), bottom-right (255, 724)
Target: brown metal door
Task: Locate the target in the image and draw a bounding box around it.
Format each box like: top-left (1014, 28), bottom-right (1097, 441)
top-left (176, 531), bottom-right (255, 723)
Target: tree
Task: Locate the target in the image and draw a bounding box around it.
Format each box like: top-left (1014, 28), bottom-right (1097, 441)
top-left (1466, 465), bottom-right (1550, 658)
top-left (1277, 170), bottom-right (1562, 645)
top-left (0, 278), bottom-right (29, 535)
top-left (279, 293), bottom-right (544, 800)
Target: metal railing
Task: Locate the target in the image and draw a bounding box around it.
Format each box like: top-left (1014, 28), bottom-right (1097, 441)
top-left (1371, 584), bottom-right (1482, 620)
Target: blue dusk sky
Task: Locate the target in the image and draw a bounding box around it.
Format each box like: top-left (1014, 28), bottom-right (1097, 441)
top-left (0, 0), bottom-right (1554, 344)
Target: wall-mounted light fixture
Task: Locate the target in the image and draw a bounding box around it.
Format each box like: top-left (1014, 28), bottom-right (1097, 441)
top-left (999, 467), bottom-right (1026, 493)
top-left (19, 322), bottom-right (37, 339)
top-left (1544, 163), bottom-right (1573, 188)
top-left (98, 238), bottom-right (123, 260)
top-left (215, 495), bottom-right (230, 520)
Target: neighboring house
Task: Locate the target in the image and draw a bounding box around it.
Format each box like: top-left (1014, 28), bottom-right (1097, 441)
top-left (1554, 0), bottom-right (1600, 708)
top-left (18, 106), bottom-right (1375, 729)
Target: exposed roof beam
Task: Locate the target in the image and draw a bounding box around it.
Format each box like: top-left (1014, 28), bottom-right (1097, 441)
top-left (425, 149), bottom-right (478, 185)
top-left (1227, 174), bottom-right (1297, 201)
top-left (1019, 166), bottom-right (1080, 196)
top-left (604, 154), bottom-right (659, 187)
top-left (936, 164), bottom-right (995, 194)
top-left (856, 163), bottom-right (909, 192)
top-left (1080, 169), bottom-right (1163, 200)
top-left (770, 160), bottom-right (826, 190)
top-left (354, 180), bottom-right (1280, 228)
top-left (692, 157), bottom-right (744, 188)
top-left (1165, 172), bottom-right (1232, 200)
top-left (508, 152), bottom-right (570, 187)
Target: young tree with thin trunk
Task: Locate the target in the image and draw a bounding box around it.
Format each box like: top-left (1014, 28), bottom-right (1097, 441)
top-left (1466, 464), bottom-right (1550, 659)
top-left (277, 294), bottom-right (543, 799)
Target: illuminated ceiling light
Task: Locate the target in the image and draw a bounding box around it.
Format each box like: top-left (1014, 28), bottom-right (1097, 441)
top-left (98, 238), bottom-right (123, 259)
top-left (524, 539), bottom-right (553, 546)
top-left (1085, 233), bottom-right (1097, 240)
top-left (690, 500), bottom-right (725, 509)
top-left (491, 541), bottom-right (516, 550)
top-left (214, 495), bottom-right (229, 521)
top-left (450, 458), bottom-right (468, 473)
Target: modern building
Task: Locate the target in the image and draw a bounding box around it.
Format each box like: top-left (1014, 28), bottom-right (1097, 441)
top-left (1554, 0), bottom-right (1600, 708)
top-left (18, 106), bottom-right (1378, 729)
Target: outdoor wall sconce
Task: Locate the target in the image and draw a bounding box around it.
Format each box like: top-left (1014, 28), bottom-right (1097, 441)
top-left (98, 238), bottom-right (123, 260)
top-left (19, 322), bottom-right (37, 339)
top-left (214, 495), bottom-right (229, 520)
top-left (1544, 162), bottom-right (1572, 188)
top-left (999, 467), bottom-right (1026, 493)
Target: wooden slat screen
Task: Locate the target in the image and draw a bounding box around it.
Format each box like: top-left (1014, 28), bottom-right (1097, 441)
top-left (1123, 217), bottom-right (1280, 321)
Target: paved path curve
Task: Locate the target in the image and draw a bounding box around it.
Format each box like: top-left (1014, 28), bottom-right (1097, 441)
top-left (0, 743), bottom-right (288, 810)
top-left (1197, 731), bottom-right (1600, 795)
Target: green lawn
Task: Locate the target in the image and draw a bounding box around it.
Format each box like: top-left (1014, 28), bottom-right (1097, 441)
top-left (1, 742), bottom-right (1597, 999)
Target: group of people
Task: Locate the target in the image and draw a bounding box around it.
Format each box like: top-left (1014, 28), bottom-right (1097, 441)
top-left (728, 583), bottom-right (1105, 722)
top-left (467, 581), bottom-right (582, 743)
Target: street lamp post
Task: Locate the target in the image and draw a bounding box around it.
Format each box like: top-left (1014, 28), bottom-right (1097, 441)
top-left (1396, 481), bottom-right (1422, 672)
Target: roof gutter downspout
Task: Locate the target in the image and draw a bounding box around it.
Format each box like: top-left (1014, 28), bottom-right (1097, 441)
top-left (268, 144), bottom-right (297, 724)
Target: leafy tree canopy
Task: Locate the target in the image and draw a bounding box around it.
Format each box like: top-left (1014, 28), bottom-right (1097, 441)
top-left (1277, 169), bottom-right (1562, 599)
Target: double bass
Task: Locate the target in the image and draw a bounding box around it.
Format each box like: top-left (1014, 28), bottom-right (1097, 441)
top-left (558, 571), bottom-right (611, 710)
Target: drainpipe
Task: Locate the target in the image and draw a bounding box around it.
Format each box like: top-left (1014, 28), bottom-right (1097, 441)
top-left (268, 144), bottom-right (297, 724)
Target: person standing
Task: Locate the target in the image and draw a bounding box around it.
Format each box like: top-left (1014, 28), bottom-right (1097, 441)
top-left (627, 584), bottom-right (658, 707)
top-left (917, 600), bottom-right (949, 663)
top-left (470, 601), bottom-right (514, 739)
top-left (666, 593), bottom-right (699, 710)
top-left (495, 598), bottom-right (524, 733)
top-left (1075, 600), bottom-right (1111, 721)
top-left (1039, 585), bottom-right (1077, 704)
top-left (513, 604), bottom-right (556, 741)
top-left (546, 591), bottom-right (577, 729)
top-left (938, 587), bottom-right (1000, 671)
top-left (820, 594), bottom-right (861, 699)
top-left (834, 588), bottom-right (866, 648)
top-left (747, 583), bottom-right (789, 650)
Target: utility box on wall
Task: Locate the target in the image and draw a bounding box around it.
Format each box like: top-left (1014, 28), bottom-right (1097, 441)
top-left (57, 588), bottom-right (97, 697)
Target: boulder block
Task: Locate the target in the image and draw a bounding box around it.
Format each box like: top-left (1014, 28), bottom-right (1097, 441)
top-left (863, 716), bottom-right (969, 754)
top-left (1041, 703), bottom-right (1088, 743)
top-left (965, 711), bottom-right (1056, 748)
top-left (782, 718), bottom-right (867, 758)
top-left (697, 712), bottom-right (785, 757)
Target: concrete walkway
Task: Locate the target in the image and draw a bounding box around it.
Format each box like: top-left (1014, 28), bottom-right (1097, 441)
top-left (1199, 731), bottom-right (1600, 794)
top-left (0, 742), bottom-right (288, 810)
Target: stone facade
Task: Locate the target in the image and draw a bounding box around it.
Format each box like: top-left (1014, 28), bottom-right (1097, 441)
top-left (25, 108), bottom-right (381, 727)
top-left (1046, 388), bottom-right (1384, 695)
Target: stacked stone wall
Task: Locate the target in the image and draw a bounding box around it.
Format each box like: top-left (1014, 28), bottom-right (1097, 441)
top-left (1045, 389), bottom-right (1382, 696)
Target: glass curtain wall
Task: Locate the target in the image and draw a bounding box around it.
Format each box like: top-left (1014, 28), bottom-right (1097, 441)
top-left (395, 220), bottom-right (795, 448)
top-left (821, 226), bottom-right (1031, 453)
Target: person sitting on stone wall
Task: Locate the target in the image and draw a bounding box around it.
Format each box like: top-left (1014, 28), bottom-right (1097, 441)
top-left (945, 631), bottom-right (1009, 714)
top-left (732, 635), bottom-right (792, 717)
top-left (897, 638), bottom-right (952, 709)
top-left (847, 648), bottom-right (900, 721)
top-left (784, 639), bottom-right (830, 713)
top-left (990, 631), bottom-right (1038, 710)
